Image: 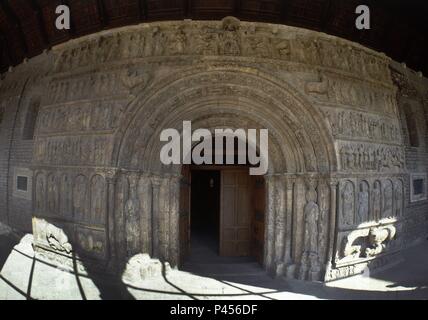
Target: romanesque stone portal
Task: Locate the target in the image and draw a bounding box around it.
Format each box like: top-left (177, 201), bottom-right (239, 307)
top-left (0, 17), bottom-right (426, 283)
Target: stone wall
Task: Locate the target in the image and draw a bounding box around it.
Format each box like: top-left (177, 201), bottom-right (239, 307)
top-left (0, 18), bottom-right (426, 281)
top-left (391, 61), bottom-right (428, 248)
top-left (0, 54), bottom-right (52, 232)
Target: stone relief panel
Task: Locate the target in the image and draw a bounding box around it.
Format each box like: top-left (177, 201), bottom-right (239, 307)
top-left (35, 172), bottom-right (47, 213)
top-left (307, 76), bottom-right (396, 115)
top-left (340, 181), bottom-right (355, 228)
top-left (372, 180), bottom-right (382, 221)
top-left (47, 72), bottom-right (124, 104)
top-left (394, 180), bottom-right (404, 217)
top-left (51, 19), bottom-right (390, 84)
top-left (382, 180), bottom-right (394, 219)
top-left (32, 218), bottom-right (73, 256)
top-left (73, 175), bottom-right (89, 223)
top-left (46, 67), bottom-right (149, 105)
top-left (323, 108), bottom-right (401, 144)
top-left (90, 175), bottom-right (107, 226)
top-left (329, 176), bottom-right (407, 280)
top-left (33, 170), bottom-right (111, 262)
top-left (338, 178), bottom-right (405, 231)
top-left (356, 181), bottom-right (369, 225)
top-left (338, 142), bottom-right (404, 172)
top-left (299, 179), bottom-right (321, 281)
top-left (37, 101), bottom-right (126, 135)
top-left (60, 174), bottom-right (72, 219)
top-left (34, 135), bottom-right (113, 166)
top-left (47, 173), bottom-right (60, 216)
top-left (75, 226), bottom-right (107, 260)
top-left (335, 224), bottom-right (396, 266)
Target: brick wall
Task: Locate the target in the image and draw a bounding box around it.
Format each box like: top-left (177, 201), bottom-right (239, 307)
top-left (393, 61), bottom-right (428, 246)
top-left (0, 54), bottom-right (50, 232)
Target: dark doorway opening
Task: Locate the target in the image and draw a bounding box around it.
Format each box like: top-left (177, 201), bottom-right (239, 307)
top-left (190, 170), bottom-right (221, 256)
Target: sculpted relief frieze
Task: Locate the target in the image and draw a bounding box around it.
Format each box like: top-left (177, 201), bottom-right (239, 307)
top-left (338, 178), bottom-right (404, 229)
top-left (306, 75), bottom-right (396, 115)
top-left (37, 101), bottom-right (125, 135)
top-left (331, 177), bottom-right (404, 272)
top-left (338, 141), bottom-right (404, 172)
top-left (52, 18), bottom-right (390, 84)
top-left (0, 79), bottom-right (23, 98)
top-left (47, 68), bottom-right (148, 105)
top-left (323, 108), bottom-right (402, 144)
top-left (47, 73), bottom-right (119, 105)
top-left (34, 135), bottom-right (113, 166)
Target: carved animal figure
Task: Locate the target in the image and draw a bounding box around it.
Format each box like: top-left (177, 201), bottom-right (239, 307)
top-left (46, 224), bottom-right (72, 254)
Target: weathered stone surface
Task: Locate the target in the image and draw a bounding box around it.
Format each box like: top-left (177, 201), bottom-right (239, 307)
top-left (122, 254), bottom-right (171, 283)
top-left (0, 18), bottom-right (426, 283)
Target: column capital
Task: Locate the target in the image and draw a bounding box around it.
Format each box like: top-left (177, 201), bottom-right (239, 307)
top-left (328, 178), bottom-right (340, 188)
top-left (150, 175), bottom-right (163, 186)
top-left (104, 168), bottom-right (119, 184)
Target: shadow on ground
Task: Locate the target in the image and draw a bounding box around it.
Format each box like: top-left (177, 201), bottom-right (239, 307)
top-left (1, 231), bottom-right (427, 300)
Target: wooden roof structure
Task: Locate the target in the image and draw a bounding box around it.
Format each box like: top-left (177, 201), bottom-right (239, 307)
top-left (0, 0), bottom-right (427, 74)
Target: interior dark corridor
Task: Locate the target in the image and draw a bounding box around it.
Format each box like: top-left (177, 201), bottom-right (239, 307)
top-left (190, 170), bottom-right (221, 256)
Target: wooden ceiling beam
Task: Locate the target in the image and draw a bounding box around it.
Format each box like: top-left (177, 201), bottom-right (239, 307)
top-left (29, 0), bottom-right (49, 46)
top-left (0, 1), bottom-right (28, 56)
top-left (97, 0), bottom-right (107, 28)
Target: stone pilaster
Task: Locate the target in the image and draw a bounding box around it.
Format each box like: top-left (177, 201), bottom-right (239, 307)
top-left (325, 178), bottom-right (338, 280)
top-left (168, 175), bottom-right (181, 268)
top-left (284, 176), bottom-right (296, 278)
top-left (274, 175), bottom-right (286, 277)
top-left (105, 168), bottom-right (118, 272)
top-left (138, 173), bottom-right (152, 255)
top-left (264, 174), bottom-right (276, 274)
top-left (150, 176), bottom-right (162, 259)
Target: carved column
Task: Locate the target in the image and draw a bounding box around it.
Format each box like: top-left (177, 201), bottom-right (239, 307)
top-left (274, 175), bottom-right (286, 277)
top-left (115, 173), bottom-right (128, 265)
top-left (325, 178), bottom-right (338, 280)
top-left (138, 173), bottom-right (152, 255)
top-left (125, 172), bottom-right (140, 257)
top-left (105, 169), bottom-right (118, 271)
top-left (283, 176), bottom-right (296, 273)
top-left (264, 175), bottom-right (276, 273)
top-left (317, 178), bottom-right (330, 267)
top-left (168, 175), bottom-right (181, 267)
top-left (159, 176), bottom-right (171, 261)
top-left (150, 176), bottom-right (161, 259)
top-left (298, 177), bottom-right (321, 281)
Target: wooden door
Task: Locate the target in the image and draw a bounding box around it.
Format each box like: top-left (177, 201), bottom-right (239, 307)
top-left (179, 166), bottom-right (191, 265)
top-left (251, 176), bottom-right (265, 264)
top-left (220, 170), bottom-right (251, 256)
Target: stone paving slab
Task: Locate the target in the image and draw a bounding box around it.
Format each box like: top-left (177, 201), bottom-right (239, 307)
top-left (1, 234), bottom-right (427, 300)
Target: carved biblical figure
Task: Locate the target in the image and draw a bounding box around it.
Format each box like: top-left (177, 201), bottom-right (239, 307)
top-left (36, 173), bottom-right (46, 212)
top-left (382, 180), bottom-right (393, 218)
top-left (394, 180), bottom-right (403, 217)
top-left (357, 182), bottom-right (369, 224)
top-left (125, 178), bottom-right (140, 257)
top-left (47, 174), bottom-right (59, 215)
top-left (73, 175), bottom-right (89, 222)
top-left (299, 186), bottom-right (321, 281)
top-left (90, 175), bottom-right (106, 224)
top-left (372, 181), bottom-right (381, 220)
top-left (341, 182), bottom-right (355, 226)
